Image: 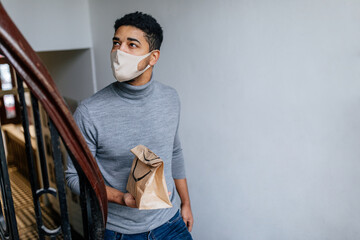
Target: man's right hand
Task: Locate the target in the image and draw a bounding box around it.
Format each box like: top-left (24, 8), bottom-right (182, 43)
top-left (106, 186), bottom-right (137, 208)
top-left (123, 192), bottom-right (137, 208)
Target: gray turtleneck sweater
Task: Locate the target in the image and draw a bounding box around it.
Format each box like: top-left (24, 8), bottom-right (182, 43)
top-left (65, 79), bottom-right (186, 234)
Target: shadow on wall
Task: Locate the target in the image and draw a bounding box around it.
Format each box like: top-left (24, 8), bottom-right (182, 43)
top-left (37, 49), bottom-right (95, 102)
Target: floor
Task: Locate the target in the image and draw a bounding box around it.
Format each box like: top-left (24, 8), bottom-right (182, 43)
top-left (3, 165), bottom-right (90, 239)
top-left (0, 129), bottom-right (84, 239)
top-left (7, 167), bottom-right (64, 239)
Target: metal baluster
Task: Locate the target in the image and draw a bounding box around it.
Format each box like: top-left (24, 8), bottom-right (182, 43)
top-left (31, 93), bottom-right (50, 190)
top-left (31, 94), bottom-right (62, 238)
top-left (79, 169), bottom-right (91, 240)
top-left (16, 75), bottom-right (44, 239)
top-left (0, 125), bottom-right (19, 240)
top-left (78, 168), bottom-right (104, 240)
top-left (48, 120), bottom-right (71, 239)
top-left (89, 189), bottom-right (105, 239)
top-left (66, 150), bottom-right (99, 239)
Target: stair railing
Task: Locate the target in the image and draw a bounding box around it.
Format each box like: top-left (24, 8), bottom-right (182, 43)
top-left (0, 3), bottom-right (107, 239)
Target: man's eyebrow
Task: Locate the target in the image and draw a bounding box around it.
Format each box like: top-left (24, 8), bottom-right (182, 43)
top-left (127, 37), bottom-right (141, 45)
top-left (112, 37), bottom-right (120, 41)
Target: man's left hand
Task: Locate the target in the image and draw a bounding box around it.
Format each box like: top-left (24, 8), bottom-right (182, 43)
top-left (181, 203), bottom-right (193, 232)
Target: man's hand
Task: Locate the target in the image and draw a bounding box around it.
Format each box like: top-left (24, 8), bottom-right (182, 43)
top-left (106, 186), bottom-right (137, 208)
top-left (174, 178), bottom-right (193, 232)
top-left (181, 203), bottom-right (193, 232)
top-left (123, 192), bottom-right (137, 208)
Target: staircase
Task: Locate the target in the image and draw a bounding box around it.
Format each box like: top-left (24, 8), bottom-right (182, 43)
top-left (0, 2), bottom-right (107, 239)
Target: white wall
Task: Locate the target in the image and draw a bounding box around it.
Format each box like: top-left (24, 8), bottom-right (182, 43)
top-left (88, 0), bottom-right (360, 239)
top-left (38, 49), bottom-right (95, 102)
top-left (2, 0), bottom-right (92, 52)
top-left (1, 0), bottom-right (97, 101)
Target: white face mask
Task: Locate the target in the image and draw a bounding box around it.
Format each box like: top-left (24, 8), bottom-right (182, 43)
top-left (111, 50), bottom-right (152, 82)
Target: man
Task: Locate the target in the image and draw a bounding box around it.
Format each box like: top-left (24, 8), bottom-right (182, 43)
top-left (66, 12), bottom-right (193, 239)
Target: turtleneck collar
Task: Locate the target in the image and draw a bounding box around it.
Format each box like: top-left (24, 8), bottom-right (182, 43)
top-left (112, 78), bottom-right (155, 101)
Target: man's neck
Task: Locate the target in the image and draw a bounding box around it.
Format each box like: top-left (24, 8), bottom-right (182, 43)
top-left (127, 67), bottom-right (152, 86)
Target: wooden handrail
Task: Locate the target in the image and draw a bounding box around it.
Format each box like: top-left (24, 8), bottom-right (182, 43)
top-left (0, 2), bottom-right (107, 230)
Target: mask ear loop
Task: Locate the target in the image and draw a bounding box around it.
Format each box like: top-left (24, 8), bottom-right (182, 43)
top-left (137, 51), bottom-right (153, 71)
top-left (132, 152), bottom-right (160, 182)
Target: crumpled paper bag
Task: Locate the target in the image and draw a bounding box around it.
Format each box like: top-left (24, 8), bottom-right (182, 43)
top-left (126, 145), bottom-right (172, 210)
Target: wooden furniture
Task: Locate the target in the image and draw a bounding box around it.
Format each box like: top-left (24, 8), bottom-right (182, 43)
top-left (2, 124), bottom-right (39, 182)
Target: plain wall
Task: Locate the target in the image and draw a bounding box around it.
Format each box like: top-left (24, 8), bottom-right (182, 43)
top-left (88, 0), bottom-right (360, 239)
top-left (37, 49), bottom-right (95, 102)
top-left (2, 0), bottom-right (97, 101)
top-left (2, 0), bottom-right (92, 52)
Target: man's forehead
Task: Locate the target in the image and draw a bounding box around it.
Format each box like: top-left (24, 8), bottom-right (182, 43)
top-left (114, 25), bottom-right (146, 41)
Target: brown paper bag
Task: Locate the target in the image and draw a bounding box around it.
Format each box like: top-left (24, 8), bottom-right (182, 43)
top-left (126, 145), bottom-right (172, 210)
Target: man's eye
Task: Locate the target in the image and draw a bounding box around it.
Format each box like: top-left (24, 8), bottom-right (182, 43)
top-left (113, 42), bottom-right (120, 46)
top-left (130, 43), bottom-right (137, 48)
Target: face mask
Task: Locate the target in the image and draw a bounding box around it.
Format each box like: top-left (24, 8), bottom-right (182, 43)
top-left (111, 50), bottom-right (152, 82)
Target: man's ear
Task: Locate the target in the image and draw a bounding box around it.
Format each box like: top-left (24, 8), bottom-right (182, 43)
top-left (149, 50), bottom-right (160, 66)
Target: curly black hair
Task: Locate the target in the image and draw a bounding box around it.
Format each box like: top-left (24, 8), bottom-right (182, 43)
top-left (114, 12), bottom-right (163, 51)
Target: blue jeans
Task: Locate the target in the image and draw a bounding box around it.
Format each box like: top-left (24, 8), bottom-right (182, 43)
top-left (104, 210), bottom-right (193, 240)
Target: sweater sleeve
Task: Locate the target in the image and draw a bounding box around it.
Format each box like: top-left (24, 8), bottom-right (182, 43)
top-left (172, 129), bottom-right (186, 179)
top-left (171, 97), bottom-right (186, 179)
top-left (65, 104), bottom-right (97, 195)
